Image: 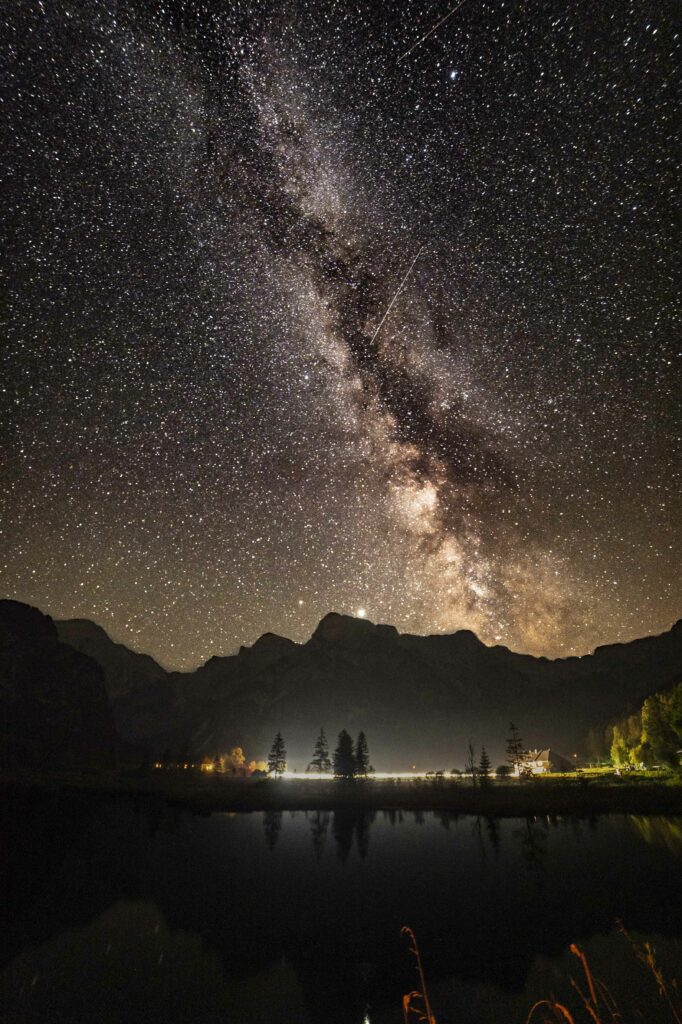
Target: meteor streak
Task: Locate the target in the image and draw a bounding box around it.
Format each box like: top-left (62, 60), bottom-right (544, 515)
top-left (370, 247), bottom-right (425, 345)
top-left (399, 0), bottom-right (470, 62)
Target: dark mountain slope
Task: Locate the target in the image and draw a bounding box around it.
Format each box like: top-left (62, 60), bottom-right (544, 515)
top-left (56, 618), bottom-right (174, 745)
top-left (55, 608), bottom-right (682, 769)
top-left (0, 601), bottom-right (117, 771)
top-left (56, 619), bottom-right (167, 699)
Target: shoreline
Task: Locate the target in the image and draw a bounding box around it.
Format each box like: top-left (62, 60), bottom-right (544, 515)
top-left (2, 771), bottom-right (682, 817)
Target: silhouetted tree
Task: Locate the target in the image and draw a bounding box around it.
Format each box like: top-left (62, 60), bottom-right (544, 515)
top-left (465, 741), bottom-right (477, 785)
top-left (587, 727), bottom-right (608, 762)
top-left (333, 729), bottom-right (356, 779)
top-left (267, 732), bottom-right (287, 776)
top-left (496, 764), bottom-right (511, 779)
top-left (308, 728), bottom-right (332, 773)
top-left (354, 731), bottom-right (370, 777)
top-left (506, 723), bottom-right (525, 774)
top-left (478, 746), bottom-right (491, 785)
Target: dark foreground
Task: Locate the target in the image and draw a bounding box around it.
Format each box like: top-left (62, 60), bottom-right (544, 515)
top-left (1, 786), bottom-right (681, 1024)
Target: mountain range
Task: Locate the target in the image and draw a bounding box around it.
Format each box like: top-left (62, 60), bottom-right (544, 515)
top-left (4, 600), bottom-right (680, 771)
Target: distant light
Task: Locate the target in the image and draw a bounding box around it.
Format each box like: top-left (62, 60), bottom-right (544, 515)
top-left (449, 68), bottom-right (458, 80)
top-left (357, 607), bottom-right (366, 618)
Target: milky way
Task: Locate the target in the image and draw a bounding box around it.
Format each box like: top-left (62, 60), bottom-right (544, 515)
top-left (1, 0), bottom-right (680, 668)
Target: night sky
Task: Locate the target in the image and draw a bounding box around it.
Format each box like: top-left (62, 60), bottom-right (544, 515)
top-left (2, 0), bottom-right (679, 670)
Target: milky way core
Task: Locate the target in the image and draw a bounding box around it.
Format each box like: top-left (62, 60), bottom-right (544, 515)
top-left (1, 0), bottom-right (679, 668)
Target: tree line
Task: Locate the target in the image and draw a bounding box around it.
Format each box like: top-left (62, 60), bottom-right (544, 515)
top-left (609, 680), bottom-right (682, 769)
top-left (267, 728), bottom-right (372, 779)
top-left (463, 723), bottom-right (526, 785)
top-left (267, 723), bottom-right (529, 781)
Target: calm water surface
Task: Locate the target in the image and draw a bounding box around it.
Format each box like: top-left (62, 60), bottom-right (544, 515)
top-left (1, 793), bottom-right (681, 1023)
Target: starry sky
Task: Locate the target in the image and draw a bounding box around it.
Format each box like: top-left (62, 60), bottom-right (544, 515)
top-left (1, 0), bottom-right (680, 670)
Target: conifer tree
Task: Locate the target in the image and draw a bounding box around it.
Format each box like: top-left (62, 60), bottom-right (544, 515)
top-left (308, 728), bottom-right (332, 773)
top-left (333, 729), bottom-right (356, 779)
top-left (478, 746), bottom-right (492, 785)
top-left (267, 732), bottom-right (287, 776)
top-left (354, 731), bottom-right (370, 777)
top-left (506, 723), bottom-right (525, 774)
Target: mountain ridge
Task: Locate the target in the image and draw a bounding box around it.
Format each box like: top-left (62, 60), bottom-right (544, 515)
top-left (58, 609), bottom-right (682, 673)
top-left (53, 608), bottom-right (682, 768)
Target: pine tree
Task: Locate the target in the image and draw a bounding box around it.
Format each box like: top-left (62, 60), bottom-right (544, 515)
top-left (354, 731), bottom-right (370, 777)
top-left (267, 732), bottom-right (287, 776)
top-left (308, 728), bottom-right (332, 773)
top-left (506, 722), bottom-right (525, 774)
top-left (333, 729), bottom-right (356, 779)
top-left (478, 746), bottom-right (492, 786)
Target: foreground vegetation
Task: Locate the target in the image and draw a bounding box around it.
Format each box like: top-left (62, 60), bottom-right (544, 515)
top-left (402, 924), bottom-right (682, 1024)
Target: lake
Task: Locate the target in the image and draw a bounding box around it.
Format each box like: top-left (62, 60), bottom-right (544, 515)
top-left (1, 791), bottom-right (680, 1023)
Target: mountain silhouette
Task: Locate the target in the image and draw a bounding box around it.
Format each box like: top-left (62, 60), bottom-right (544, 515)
top-left (0, 600), bottom-right (117, 771)
top-left (53, 609), bottom-right (682, 769)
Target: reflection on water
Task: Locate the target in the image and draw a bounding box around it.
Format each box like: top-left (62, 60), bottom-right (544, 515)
top-left (309, 809), bottom-right (330, 859)
top-left (263, 806), bottom-right (581, 872)
top-left (627, 814), bottom-right (682, 852)
top-left (0, 792), bottom-right (680, 1024)
top-left (263, 809), bottom-right (283, 850)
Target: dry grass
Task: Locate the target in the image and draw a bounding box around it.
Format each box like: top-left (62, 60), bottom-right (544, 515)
top-left (401, 926), bottom-right (681, 1024)
top-left (401, 926), bottom-right (437, 1024)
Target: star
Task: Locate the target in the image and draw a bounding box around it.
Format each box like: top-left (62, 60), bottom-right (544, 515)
top-left (0, 0), bottom-right (678, 668)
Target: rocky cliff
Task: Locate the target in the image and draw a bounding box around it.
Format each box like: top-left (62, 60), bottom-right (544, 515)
top-left (0, 601), bottom-right (117, 771)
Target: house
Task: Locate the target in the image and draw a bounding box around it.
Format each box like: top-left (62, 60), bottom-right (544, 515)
top-left (520, 748), bottom-right (576, 775)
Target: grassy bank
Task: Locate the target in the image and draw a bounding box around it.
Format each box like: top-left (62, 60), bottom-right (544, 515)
top-left (2, 769), bottom-right (682, 817)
